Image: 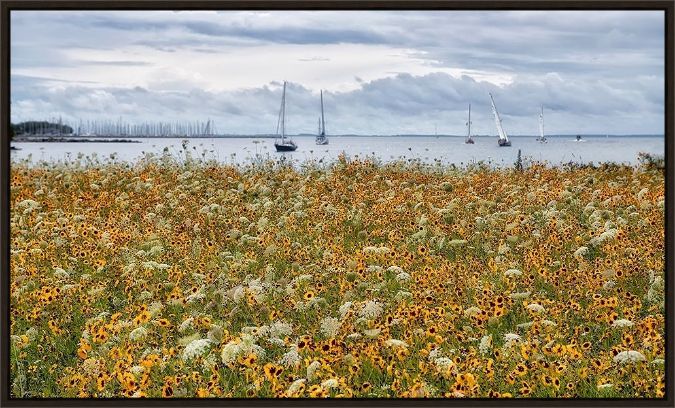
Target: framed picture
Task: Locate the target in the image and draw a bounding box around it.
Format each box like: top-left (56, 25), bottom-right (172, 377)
top-left (1, 1), bottom-right (672, 405)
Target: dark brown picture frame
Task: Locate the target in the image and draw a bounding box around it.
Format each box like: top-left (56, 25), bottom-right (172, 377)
top-left (0, 1), bottom-right (672, 407)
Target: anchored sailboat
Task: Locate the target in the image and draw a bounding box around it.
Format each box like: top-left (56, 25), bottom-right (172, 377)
top-left (274, 81), bottom-right (298, 152)
top-left (316, 90), bottom-right (328, 145)
top-left (465, 104), bottom-right (475, 144)
top-left (537, 105), bottom-right (547, 142)
top-left (489, 93), bottom-right (511, 147)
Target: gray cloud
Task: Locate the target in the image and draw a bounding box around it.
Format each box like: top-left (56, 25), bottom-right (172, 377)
top-left (10, 10), bottom-right (665, 134)
top-left (11, 72), bottom-right (663, 135)
top-left (76, 60), bottom-right (153, 66)
top-left (298, 57), bottom-right (331, 62)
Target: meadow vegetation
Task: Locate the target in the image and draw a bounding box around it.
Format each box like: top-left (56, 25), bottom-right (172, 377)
top-left (9, 150), bottom-right (665, 398)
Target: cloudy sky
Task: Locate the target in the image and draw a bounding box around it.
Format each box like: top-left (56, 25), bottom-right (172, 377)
top-left (11, 10), bottom-right (664, 135)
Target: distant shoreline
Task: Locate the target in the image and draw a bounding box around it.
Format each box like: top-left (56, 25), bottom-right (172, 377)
top-left (13, 137), bottom-right (141, 143)
top-left (11, 134), bottom-right (664, 141)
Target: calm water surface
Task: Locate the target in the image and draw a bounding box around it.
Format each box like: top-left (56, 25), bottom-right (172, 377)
top-left (11, 135), bottom-right (664, 167)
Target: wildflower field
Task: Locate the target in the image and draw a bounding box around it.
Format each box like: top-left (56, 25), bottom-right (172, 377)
top-left (9, 153), bottom-right (665, 398)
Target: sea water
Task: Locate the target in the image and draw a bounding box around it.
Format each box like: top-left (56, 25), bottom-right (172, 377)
top-left (10, 135), bottom-right (664, 167)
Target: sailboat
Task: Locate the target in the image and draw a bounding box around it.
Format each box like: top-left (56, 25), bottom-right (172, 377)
top-left (537, 105), bottom-right (547, 142)
top-left (465, 104), bottom-right (475, 144)
top-left (316, 90), bottom-right (328, 145)
top-left (274, 81), bottom-right (298, 152)
top-left (489, 93), bottom-right (511, 147)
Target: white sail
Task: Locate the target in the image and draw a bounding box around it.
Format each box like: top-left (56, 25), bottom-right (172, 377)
top-left (274, 81), bottom-right (297, 151)
top-left (275, 81), bottom-right (287, 142)
top-left (489, 93), bottom-right (509, 142)
top-left (316, 89), bottom-right (329, 145)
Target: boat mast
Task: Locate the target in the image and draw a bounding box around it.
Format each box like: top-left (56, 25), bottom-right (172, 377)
top-left (281, 82), bottom-right (286, 142)
top-left (466, 104), bottom-right (472, 141)
top-left (539, 105), bottom-right (545, 140)
top-left (320, 90), bottom-right (325, 136)
top-left (489, 93), bottom-right (508, 142)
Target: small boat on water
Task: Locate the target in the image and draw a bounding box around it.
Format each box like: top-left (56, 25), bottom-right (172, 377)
top-left (316, 90), bottom-right (328, 145)
top-left (274, 81), bottom-right (298, 152)
top-left (465, 104), bottom-right (475, 144)
top-left (537, 105), bottom-right (547, 142)
top-left (489, 92), bottom-right (511, 147)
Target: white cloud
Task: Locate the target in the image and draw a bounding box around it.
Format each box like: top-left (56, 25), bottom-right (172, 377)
top-left (10, 10), bottom-right (664, 134)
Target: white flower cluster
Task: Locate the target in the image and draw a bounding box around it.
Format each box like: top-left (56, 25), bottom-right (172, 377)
top-left (387, 265), bottom-right (404, 274)
top-left (359, 300), bottom-right (384, 319)
top-left (434, 357), bottom-right (456, 372)
top-left (463, 306), bottom-right (481, 318)
top-left (384, 339), bottom-right (408, 348)
top-left (574, 246), bottom-right (590, 258)
top-left (321, 378), bottom-right (339, 389)
top-left (279, 346), bottom-right (301, 368)
top-left (504, 268), bottom-right (522, 278)
top-left (338, 302), bottom-right (353, 318)
top-left (589, 228), bottom-right (618, 246)
top-left (294, 274), bottom-right (314, 285)
top-left (478, 335), bottom-right (493, 355)
top-left (129, 326), bottom-right (148, 342)
top-left (286, 378), bottom-right (307, 396)
top-left (141, 261), bottom-right (171, 271)
top-left (17, 199), bottom-right (41, 214)
top-left (231, 286), bottom-right (246, 303)
top-left (427, 347), bottom-right (444, 361)
top-left (178, 317), bottom-right (194, 333)
top-left (540, 319), bottom-right (557, 327)
top-left (509, 291), bottom-right (531, 300)
top-left (394, 291), bottom-right (412, 302)
top-left (148, 245), bottom-right (164, 257)
top-left (647, 272), bottom-right (664, 303)
top-left (363, 328), bottom-right (381, 338)
top-left (516, 321), bottom-right (534, 329)
top-left (220, 334), bottom-right (266, 365)
top-left (363, 246), bottom-right (391, 256)
top-left (53, 267), bottom-right (70, 280)
top-left (186, 290), bottom-right (205, 304)
top-left (503, 333), bottom-right (521, 348)
top-left (182, 338), bottom-right (213, 361)
top-left (320, 317), bottom-right (341, 338)
top-left (396, 272), bottom-right (411, 282)
top-left (306, 360), bottom-right (321, 382)
top-left (526, 303), bottom-right (546, 313)
top-left (611, 319), bottom-right (633, 328)
top-left (613, 350), bottom-right (646, 364)
top-left (246, 279), bottom-right (268, 303)
top-left (269, 321), bottom-right (293, 339)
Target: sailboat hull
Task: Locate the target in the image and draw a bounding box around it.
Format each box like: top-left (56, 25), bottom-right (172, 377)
top-left (498, 139), bottom-right (511, 147)
top-left (316, 137), bottom-right (329, 145)
top-left (465, 139), bottom-right (475, 144)
top-left (275, 143), bottom-right (298, 152)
